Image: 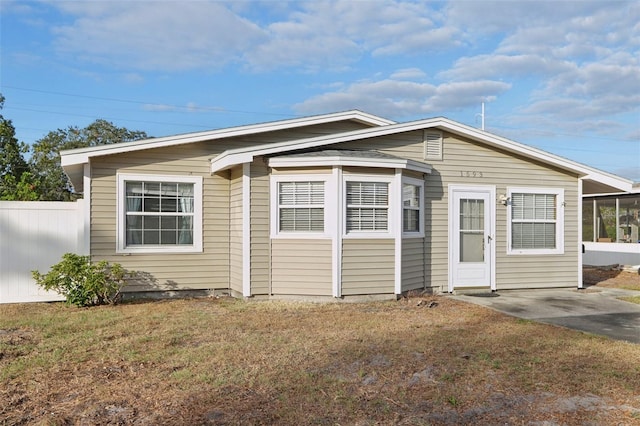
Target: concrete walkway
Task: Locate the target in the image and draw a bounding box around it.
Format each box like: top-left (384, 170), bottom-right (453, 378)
top-left (450, 287), bottom-right (640, 344)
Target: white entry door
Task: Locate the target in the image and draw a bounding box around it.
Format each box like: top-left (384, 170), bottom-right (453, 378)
top-left (449, 186), bottom-right (495, 291)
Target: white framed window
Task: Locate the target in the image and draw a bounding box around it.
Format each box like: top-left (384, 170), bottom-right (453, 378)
top-left (279, 181), bottom-right (325, 232)
top-left (116, 174), bottom-right (203, 253)
top-left (270, 175), bottom-right (329, 238)
top-left (507, 187), bottom-right (564, 255)
top-left (344, 178), bottom-right (392, 235)
top-left (402, 177), bottom-right (424, 237)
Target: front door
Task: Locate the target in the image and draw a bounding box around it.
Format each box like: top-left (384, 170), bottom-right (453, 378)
top-left (449, 186), bottom-right (495, 291)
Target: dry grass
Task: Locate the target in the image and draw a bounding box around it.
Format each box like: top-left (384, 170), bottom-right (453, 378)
top-left (1, 292), bottom-right (640, 425)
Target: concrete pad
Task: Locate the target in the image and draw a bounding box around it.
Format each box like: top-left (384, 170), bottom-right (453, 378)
top-left (450, 287), bottom-right (640, 344)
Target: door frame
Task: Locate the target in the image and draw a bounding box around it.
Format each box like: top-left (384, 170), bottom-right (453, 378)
top-left (447, 184), bottom-right (496, 292)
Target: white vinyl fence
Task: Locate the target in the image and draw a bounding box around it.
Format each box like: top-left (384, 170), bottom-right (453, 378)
top-left (0, 200), bottom-right (87, 303)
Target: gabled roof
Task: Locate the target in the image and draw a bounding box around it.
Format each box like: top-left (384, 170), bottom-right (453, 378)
top-left (61, 110), bottom-right (395, 192)
top-left (60, 109), bottom-right (633, 195)
top-left (210, 116), bottom-right (633, 194)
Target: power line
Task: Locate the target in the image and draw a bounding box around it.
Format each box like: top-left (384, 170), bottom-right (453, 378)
top-left (1, 85), bottom-right (297, 118)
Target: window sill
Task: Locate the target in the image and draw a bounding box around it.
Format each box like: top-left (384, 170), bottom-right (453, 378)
top-left (117, 246), bottom-right (203, 254)
top-left (507, 249), bottom-right (564, 256)
top-left (271, 233), bottom-right (331, 239)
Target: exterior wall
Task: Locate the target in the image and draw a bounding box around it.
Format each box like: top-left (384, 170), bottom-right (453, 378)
top-left (271, 239), bottom-right (332, 295)
top-left (229, 166), bottom-right (243, 295)
top-left (91, 142), bottom-right (230, 292)
top-left (402, 237), bottom-right (425, 292)
top-left (0, 201), bottom-right (86, 303)
top-left (341, 239), bottom-right (395, 295)
top-left (250, 158), bottom-right (270, 295)
top-left (87, 119), bottom-right (370, 294)
top-left (337, 130), bottom-right (581, 291)
top-left (86, 119), bottom-right (583, 297)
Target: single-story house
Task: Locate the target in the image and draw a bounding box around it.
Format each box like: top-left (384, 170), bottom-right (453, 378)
top-left (60, 110), bottom-right (633, 300)
top-left (582, 184), bottom-right (640, 266)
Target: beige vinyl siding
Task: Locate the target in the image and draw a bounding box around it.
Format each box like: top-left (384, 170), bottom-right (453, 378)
top-left (90, 142), bottom-right (230, 292)
top-left (341, 239), bottom-right (395, 295)
top-left (271, 239), bottom-right (332, 295)
top-left (334, 130), bottom-right (580, 292)
top-left (88, 118), bottom-right (375, 294)
top-left (229, 166), bottom-right (243, 295)
top-left (250, 159), bottom-right (270, 295)
top-left (222, 121), bottom-right (376, 147)
top-left (402, 238), bottom-right (425, 292)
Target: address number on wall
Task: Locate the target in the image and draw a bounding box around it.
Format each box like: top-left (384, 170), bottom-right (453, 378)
top-left (459, 171), bottom-right (484, 178)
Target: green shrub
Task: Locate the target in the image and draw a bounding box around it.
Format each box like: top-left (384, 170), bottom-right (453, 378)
top-left (32, 253), bottom-right (127, 307)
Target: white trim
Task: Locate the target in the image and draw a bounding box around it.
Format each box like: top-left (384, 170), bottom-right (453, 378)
top-left (578, 179), bottom-right (584, 289)
top-left (401, 176), bottom-right (425, 238)
top-left (268, 155), bottom-right (431, 174)
top-left (592, 198), bottom-right (597, 243)
top-left (242, 163), bottom-right (251, 297)
top-left (332, 166), bottom-right (342, 298)
top-left (269, 174), bottom-right (331, 239)
top-left (342, 175), bottom-right (395, 238)
top-left (116, 174), bottom-right (203, 254)
top-left (616, 197), bottom-right (621, 242)
top-left (393, 169), bottom-right (403, 295)
top-left (507, 187), bottom-right (565, 256)
top-left (61, 110), bottom-right (395, 166)
top-left (81, 163), bottom-right (91, 255)
top-left (209, 116), bottom-right (632, 194)
top-left (448, 184), bottom-right (496, 292)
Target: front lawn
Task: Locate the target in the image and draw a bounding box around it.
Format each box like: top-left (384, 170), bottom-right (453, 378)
top-left (2, 295), bottom-right (640, 425)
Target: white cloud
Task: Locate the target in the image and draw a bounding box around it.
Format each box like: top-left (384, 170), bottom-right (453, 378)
top-left (142, 103), bottom-right (176, 112)
top-left (294, 74), bottom-right (510, 118)
top-left (50, 1), bottom-right (265, 71)
top-left (390, 68), bottom-right (428, 80)
top-left (441, 54), bottom-right (574, 80)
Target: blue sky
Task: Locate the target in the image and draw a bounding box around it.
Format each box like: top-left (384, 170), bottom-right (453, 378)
top-left (1, 0), bottom-right (639, 181)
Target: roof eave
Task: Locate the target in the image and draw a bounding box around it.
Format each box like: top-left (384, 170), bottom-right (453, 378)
top-left (268, 155), bottom-right (432, 174)
top-left (60, 110), bottom-right (395, 167)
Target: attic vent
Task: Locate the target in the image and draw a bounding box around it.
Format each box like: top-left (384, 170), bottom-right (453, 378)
top-left (424, 131), bottom-right (443, 161)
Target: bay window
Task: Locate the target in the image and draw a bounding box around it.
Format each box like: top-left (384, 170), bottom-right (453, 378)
top-left (402, 178), bottom-right (424, 235)
top-left (346, 181), bottom-right (389, 232)
top-left (278, 181), bottom-right (325, 232)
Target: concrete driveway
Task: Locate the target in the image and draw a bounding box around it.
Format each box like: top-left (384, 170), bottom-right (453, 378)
top-left (451, 287), bottom-right (640, 344)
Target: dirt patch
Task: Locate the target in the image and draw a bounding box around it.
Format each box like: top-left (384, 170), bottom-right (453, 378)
top-left (584, 266), bottom-right (640, 290)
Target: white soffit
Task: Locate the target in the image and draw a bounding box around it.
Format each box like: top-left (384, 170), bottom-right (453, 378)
top-left (268, 154), bottom-right (432, 174)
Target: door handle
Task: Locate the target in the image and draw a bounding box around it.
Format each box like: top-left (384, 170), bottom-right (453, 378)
top-left (487, 235), bottom-right (492, 244)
